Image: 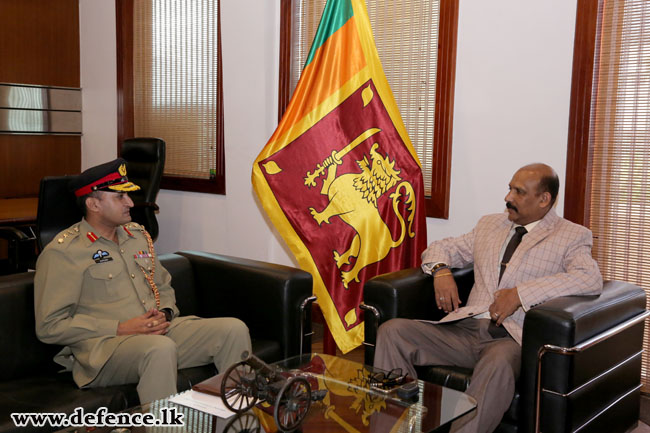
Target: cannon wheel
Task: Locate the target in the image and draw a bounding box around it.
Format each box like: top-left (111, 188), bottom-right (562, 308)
top-left (220, 361), bottom-right (258, 413)
top-left (223, 412), bottom-right (261, 433)
top-left (274, 376), bottom-right (311, 432)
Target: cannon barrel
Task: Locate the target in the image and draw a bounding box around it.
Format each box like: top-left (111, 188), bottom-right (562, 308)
top-left (243, 352), bottom-right (279, 380)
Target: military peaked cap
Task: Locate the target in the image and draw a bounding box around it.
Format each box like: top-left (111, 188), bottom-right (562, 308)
top-left (71, 158), bottom-right (140, 197)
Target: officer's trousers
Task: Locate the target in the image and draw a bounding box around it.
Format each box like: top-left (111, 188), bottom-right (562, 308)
top-left (89, 316), bottom-right (251, 404)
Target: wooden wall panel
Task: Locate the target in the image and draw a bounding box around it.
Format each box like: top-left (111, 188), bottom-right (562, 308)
top-left (0, 135), bottom-right (80, 198)
top-left (0, 0), bottom-right (81, 200)
top-left (0, 0), bottom-right (80, 87)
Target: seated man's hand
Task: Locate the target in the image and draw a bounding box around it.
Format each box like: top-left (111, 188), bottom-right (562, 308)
top-left (117, 308), bottom-right (170, 336)
top-left (433, 271), bottom-right (462, 313)
top-left (488, 287), bottom-right (522, 326)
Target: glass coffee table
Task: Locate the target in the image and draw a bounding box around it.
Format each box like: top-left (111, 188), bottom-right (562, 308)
top-left (63, 353), bottom-right (475, 433)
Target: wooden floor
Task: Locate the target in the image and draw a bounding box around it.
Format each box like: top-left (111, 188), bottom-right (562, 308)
top-left (634, 422), bottom-right (650, 432)
top-left (310, 322), bottom-right (650, 432)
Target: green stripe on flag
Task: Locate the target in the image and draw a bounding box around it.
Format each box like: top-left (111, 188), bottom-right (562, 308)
top-left (304, 0), bottom-right (354, 68)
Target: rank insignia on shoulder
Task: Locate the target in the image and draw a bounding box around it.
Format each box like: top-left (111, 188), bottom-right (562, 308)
top-left (92, 249), bottom-right (113, 263)
top-left (57, 227), bottom-right (81, 244)
top-left (123, 226), bottom-right (134, 237)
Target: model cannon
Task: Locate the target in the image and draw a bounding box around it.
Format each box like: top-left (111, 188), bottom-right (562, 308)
top-left (220, 353), bottom-right (326, 432)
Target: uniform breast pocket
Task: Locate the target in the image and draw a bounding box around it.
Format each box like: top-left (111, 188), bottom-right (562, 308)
top-left (134, 257), bottom-right (153, 272)
top-left (84, 262), bottom-right (130, 303)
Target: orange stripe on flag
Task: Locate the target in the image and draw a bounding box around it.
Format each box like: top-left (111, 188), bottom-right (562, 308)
top-left (270, 18), bottom-right (365, 143)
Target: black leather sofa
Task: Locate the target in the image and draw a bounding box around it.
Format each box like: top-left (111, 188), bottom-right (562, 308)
top-left (361, 266), bottom-right (647, 433)
top-left (0, 251), bottom-right (313, 433)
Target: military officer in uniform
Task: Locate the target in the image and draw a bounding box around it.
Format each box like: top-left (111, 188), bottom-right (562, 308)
top-left (34, 158), bottom-right (252, 404)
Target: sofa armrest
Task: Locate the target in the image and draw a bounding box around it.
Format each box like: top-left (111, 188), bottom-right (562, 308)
top-left (361, 265), bottom-right (474, 365)
top-left (519, 280), bottom-right (647, 433)
top-left (176, 251), bottom-right (313, 360)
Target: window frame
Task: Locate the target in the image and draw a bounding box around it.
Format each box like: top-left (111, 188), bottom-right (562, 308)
top-left (278, 0), bottom-right (459, 219)
top-left (115, 0), bottom-right (225, 195)
top-left (564, 0), bottom-right (600, 225)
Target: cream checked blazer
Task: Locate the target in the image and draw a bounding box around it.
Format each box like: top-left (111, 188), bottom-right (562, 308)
top-left (421, 208), bottom-right (603, 345)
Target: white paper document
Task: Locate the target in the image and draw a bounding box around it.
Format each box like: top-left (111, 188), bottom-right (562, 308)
top-left (415, 306), bottom-right (487, 324)
top-left (169, 390), bottom-right (236, 418)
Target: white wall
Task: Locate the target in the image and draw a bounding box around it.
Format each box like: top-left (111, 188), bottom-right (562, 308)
top-left (426, 0), bottom-right (577, 242)
top-left (79, 0), bottom-right (578, 265)
top-left (79, 0), bottom-right (119, 168)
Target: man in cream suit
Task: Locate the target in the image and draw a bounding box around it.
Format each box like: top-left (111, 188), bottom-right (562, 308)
top-left (374, 163), bottom-right (602, 433)
top-left (35, 158), bottom-right (251, 404)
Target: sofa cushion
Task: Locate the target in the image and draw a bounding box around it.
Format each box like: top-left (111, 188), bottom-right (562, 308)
top-left (158, 253), bottom-right (200, 316)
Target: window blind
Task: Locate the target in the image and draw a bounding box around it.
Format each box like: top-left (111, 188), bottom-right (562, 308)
top-left (290, 0), bottom-right (440, 196)
top-left (132, 0), bottom-right (221, 181)
top-left (587, 0), bottom-right (650, 389)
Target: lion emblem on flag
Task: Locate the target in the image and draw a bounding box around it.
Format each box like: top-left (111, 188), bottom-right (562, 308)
top-left (308, 140), bottom-right (416, 288)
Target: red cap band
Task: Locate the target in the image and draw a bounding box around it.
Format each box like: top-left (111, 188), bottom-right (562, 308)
top-left (74, 172), bottom-right (123, 197)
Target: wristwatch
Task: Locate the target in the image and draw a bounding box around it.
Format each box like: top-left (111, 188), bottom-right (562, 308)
top-left (431, 262), bottom-right (449, 275)
top-left (161, 308), bottom-right (173, 322)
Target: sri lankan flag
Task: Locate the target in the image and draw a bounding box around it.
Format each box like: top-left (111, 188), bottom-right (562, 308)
top-left (252, 0), bottom-right (427, 353)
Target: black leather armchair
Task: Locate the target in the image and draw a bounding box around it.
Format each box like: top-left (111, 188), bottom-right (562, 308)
top-left (121, 137), bottom-right (166, 242)
top-left (35, 176), bottom-right (81, 251)
top-left (361, 266), bottom-right (648, 433)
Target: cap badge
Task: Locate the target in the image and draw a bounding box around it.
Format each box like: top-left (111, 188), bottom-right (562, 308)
top-left (119, 163), bottom-right (127, 176)
top-left (92, 249), bottom-right (113, 264)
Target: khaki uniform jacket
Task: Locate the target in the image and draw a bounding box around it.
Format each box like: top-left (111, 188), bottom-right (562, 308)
top-left (34, 219), bottom-right (192, 387)
top-left (421, 209), bottom-right (603, 344)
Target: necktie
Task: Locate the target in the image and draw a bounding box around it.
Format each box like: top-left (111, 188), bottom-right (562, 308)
top-left (499, 226), bottom-right (527, 283)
